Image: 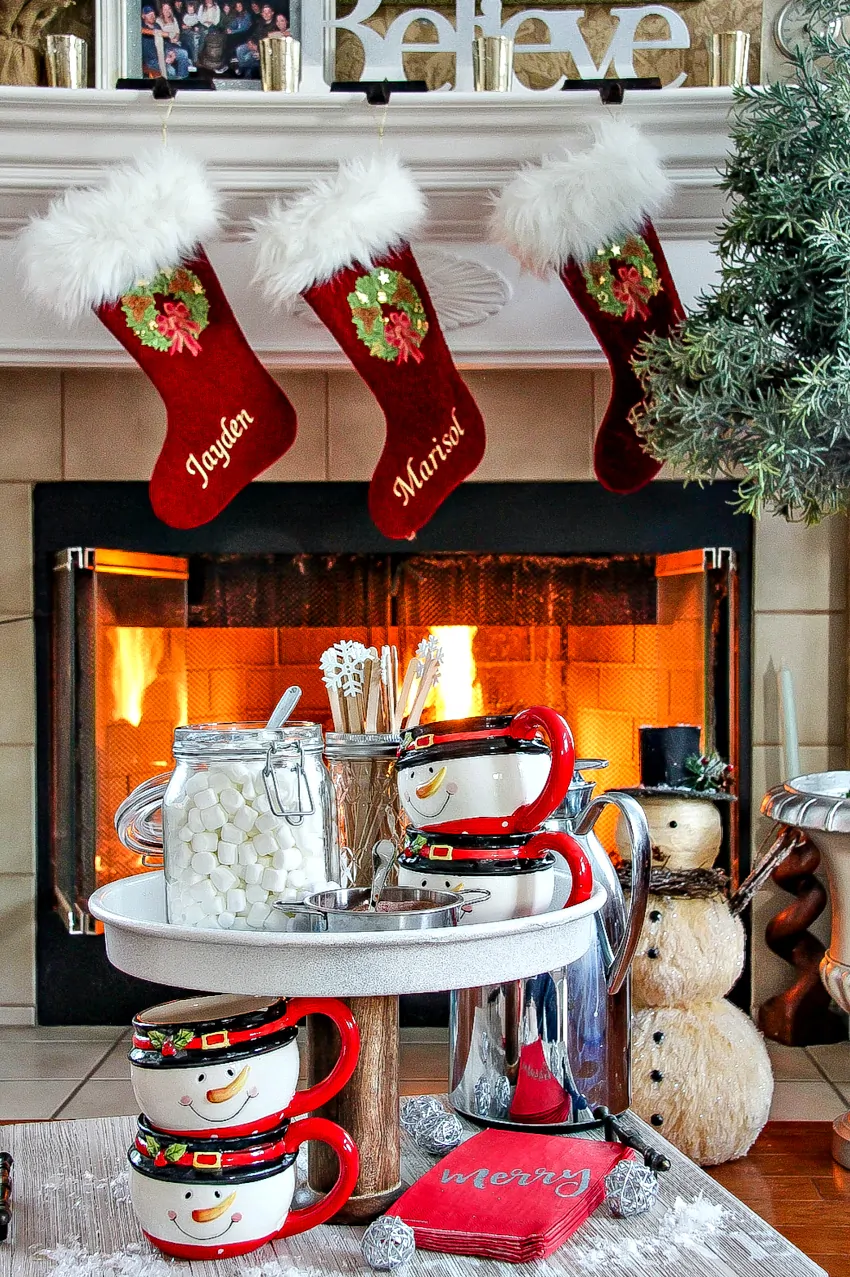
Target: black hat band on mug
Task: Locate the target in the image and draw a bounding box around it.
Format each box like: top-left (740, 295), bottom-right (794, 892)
top-left (131, 996), bottom-right (297, 1068)
top-left (404, 828), bottom-right (553, 862)
top-left (399, 852), bottom-right (555, 877)
top-left (132, 1114), bottom-right (295, 1179)
top-left (397, 714), bottom-right (548, 771)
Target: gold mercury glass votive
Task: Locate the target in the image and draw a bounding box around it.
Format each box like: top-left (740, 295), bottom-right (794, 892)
top-left (707, 30), bottom-right (751, 86)
top-left (45, 34), bottom-right (87, 88)
top-left (259, 35), bottom-right (301, 92)
top-left (472, 35), bottom-right (514, 92)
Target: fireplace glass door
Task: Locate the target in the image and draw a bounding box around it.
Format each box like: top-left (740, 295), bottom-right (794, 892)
top-left (50, 546), bottom-right (738, 931)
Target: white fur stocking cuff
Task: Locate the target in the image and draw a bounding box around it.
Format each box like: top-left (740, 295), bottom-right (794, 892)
top-left (19, 150), bottom-right (222, 321)
top-left (251, 153), bottom-right (426, 306)
top-left (491, 118), bottom-right (672, 273)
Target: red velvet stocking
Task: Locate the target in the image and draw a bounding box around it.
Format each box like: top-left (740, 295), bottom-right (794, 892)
top-left (560, 222), bottom-right (684, 494)
top-left (304, 245), bottom-right (486, 540)
top-left (97, 250), bottom-right (297, 528)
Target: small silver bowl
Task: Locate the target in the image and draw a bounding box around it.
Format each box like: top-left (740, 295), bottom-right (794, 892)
top-left (276, 886), bottom-right (490, 932)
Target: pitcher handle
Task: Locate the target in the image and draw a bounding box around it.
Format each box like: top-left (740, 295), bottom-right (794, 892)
top-left (574, 792), bottom-right (650, 995)
top-left (114, 772), bottom-right (171, 866)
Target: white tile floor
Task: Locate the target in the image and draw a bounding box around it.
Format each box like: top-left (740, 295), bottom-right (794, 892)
top-left (0, 1027), bottom-right (846, 1124)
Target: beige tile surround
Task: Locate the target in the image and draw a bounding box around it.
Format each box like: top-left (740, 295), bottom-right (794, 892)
top-left (0, 367), bottom-right (847, 1023)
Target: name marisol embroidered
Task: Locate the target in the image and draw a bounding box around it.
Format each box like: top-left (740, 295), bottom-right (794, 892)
top-left (393, 408), bottom-right (465, 507)
top-left (440, 1166), bottom-right (591, 1197)
top-left (186, 409), bottom-right (255, 489)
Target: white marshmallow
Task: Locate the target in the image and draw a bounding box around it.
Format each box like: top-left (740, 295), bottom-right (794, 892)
top-left (254, 813), bottom-right (278, 835)
top-left (243, 862), bottom-right (263, 886)
top-left (191, 850), bottom-right (217, 875)
top-left (262, 867), bottom-right (287, 892)
top-left (252, 833), bottom-right (278, 857)
top-left (241, 780), bottom-right (258, 801)
top-left (180, 868), bottom-right (202, 887)
top-left (232, 917), bottom-right (250, 930)
top-left (246, 902), bottom-right (272, 928)
top-left (226, 763), bottom-right (253, 786)
top-left (184, 902), bottom-right (206, 925)
top-left (220, 787), bottom-right (244, 814)
top-left (280, 887), bottom-right (298, 903)
top-left (201, 893), bottom-right (224, 916)
top-left (217, 840), bottom-right (238, 866)
top-left (184, 773), bottom-right (210, 796)
top-left (201, 803), bottom-right (226, 831)
top-left (190, 878), bottom-right (216, 903)
top-left (193, 788), bottom-right (217, 811)
top-left (245, 884), bottom-right (269, 904)
top-left (226, 888), bottom-right (247, 913)
top-left (238, 843), bottom-right (258, 866)
top-left (171, 843), bottom-right (192, 871)
top-left (207, 770), bottom-right (230, 794)
top-left (274, 823), bottom-right (295, 850)
top-left (287, 868), bottom-right (307, 889)
top-left (211, 865), bottom-right (238, 893)
top-left (191, 831), bottom-right (217, 855)
top-left (177, 824), bottom-right (194, 843)
top-left (254, 795), bottom-right (271, 814)
top-left (221, 822), bottom-right (246, 844)
top-left (218, 910), bottom-right (236, 929)
top-left (187, 808), bottom-right (205, 833)
top-left (232, 806), bottom-right (257, 833)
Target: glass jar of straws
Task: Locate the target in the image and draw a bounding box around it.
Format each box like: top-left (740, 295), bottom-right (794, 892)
top-left (324, 733), bottom-right (405, 889)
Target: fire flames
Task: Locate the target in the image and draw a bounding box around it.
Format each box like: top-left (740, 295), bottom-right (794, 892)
top-left (108, 627), bottom-right (165, 726)
top-left (429, 625), bottom-right (483, 721)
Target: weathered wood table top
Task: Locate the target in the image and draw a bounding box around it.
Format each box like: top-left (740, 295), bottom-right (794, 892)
top-left (0, 1108), bottom-right (828, 1277)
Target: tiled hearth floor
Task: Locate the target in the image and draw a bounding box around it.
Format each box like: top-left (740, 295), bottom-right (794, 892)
top-left (0, 1029), bottom-right (847, 1123)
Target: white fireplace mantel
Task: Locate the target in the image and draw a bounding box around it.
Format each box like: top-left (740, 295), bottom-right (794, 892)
top-left (0, 85), bottom-right (734, 366)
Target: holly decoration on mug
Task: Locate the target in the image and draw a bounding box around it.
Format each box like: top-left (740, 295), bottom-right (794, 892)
top-left (148, 1028), bottom-right (194, 1057)
top-left (144, 1136), bottom-right (189, 1167)
top-left (121, 266), bottom-right (210, 356)
top-left (582, 235), bottom-right (662, 322)
top-left (347, 268), bottom-right (429, 364)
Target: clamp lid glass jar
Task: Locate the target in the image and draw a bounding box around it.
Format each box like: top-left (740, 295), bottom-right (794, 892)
top-left (115, 721), bottom-right (339, 931)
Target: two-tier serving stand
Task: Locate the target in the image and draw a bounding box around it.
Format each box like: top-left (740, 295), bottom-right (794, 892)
top-left (89, 870), bottom-right (606, 1220)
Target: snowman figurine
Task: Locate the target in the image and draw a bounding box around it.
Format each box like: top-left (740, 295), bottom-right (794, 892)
top-left (614, 727), bottom-right (773, 1166)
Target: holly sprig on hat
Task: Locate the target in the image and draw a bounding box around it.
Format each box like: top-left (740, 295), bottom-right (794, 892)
top-left (143, 1135), bottom-right (189, 1168)
top-left (685, 751), bottom-right (734, 793)
top-left (147, 1027), bottom-right (194, 1057)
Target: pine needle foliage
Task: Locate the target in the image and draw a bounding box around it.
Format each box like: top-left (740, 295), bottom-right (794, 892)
top-left (632, 1), bottom-right (850, 522)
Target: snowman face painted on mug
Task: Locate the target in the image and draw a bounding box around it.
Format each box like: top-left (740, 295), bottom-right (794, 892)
top-left (130, 1165), bottom-right (294, 1255)
top-left (131, 1040), bottom-right (300, 1135)
top-left (398, 752), bottom-right (550, 830)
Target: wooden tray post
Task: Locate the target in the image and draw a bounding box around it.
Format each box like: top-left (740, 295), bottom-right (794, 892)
top-left (306, 993), bottom-right (402, 1223)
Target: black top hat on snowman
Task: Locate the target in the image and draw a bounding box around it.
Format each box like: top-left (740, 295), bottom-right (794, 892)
top-left (619, 725), bottom-right (735, 800)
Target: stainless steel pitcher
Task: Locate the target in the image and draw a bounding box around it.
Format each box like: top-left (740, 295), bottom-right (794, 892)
top-left (449, 762), bottom-right (650, 1129)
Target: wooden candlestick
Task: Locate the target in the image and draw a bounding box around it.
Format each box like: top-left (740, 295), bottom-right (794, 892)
top-left (307, 994), bottom-right (402, 1223)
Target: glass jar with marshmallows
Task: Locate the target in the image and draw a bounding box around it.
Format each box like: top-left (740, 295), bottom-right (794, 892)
top-left (116, 722), bottom-right (338, 931)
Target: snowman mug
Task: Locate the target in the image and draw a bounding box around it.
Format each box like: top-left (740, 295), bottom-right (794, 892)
top-left (129, 994), bottom-right (359, 1138)
top-left (396, 708), bottom-right (576, 835)
top-left (129, 1114), bottom-right (358, 1259)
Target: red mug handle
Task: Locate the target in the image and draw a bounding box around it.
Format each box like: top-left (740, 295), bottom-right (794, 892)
top-left (523, 830), bottom-right (594, 907)
top-left (278, 1116), bottom-right (359, 1236)
top-left (280, 997), bottom-right (360, 1118)
top-left (511, 707), bottom-right (576, 833)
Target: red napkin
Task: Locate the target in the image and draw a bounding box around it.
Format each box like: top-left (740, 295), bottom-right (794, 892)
top-left (390, 1129), bottom-right (633, 1262)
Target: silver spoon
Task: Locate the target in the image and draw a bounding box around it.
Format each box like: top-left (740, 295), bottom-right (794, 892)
top-left (266, 685), bottom-right (302, 730)
top-left (368, 839), bottom-right (396, 911)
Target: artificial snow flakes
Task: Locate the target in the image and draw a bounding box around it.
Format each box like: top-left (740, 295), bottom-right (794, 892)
top-left (362, 1215), bottom-right (416, 1270)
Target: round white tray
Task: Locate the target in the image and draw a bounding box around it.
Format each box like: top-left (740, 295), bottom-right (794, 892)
top-left (88, 872), bottom-right (607, 998)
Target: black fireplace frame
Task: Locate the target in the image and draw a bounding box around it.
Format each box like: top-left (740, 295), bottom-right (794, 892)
top-left (33, 480), bottom-right (753, 1024)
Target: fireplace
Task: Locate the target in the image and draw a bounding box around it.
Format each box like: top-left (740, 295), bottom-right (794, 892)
top-left (35, 479), bottom-right (752, 1024)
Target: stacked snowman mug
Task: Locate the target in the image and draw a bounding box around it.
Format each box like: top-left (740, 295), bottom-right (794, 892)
top-left (125, 992), bottom-right (360, 1258)
top-left (395, 708), bottom-right (594, 922)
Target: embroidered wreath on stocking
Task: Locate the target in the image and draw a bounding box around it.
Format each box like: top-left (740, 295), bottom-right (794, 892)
top-left (582, 235), bottom-right (662, 322)
top-left (121, 266), bottom-right (210, 356)
top-left (347, 268), bottom-right (429, 364)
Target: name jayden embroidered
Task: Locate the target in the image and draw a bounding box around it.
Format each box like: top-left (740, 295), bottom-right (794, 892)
top-left (392, 408), bottom-right (465, 507)
top-left (440, 1166), bottom-right (591, 1198)
top-left (186, 409), bottom-right (254, 489)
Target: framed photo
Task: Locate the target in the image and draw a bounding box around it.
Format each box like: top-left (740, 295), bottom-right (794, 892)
top-left (118, 0), bottom-right (300, 83)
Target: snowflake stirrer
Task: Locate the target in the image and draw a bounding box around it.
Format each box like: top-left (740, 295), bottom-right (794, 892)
top-left (406, 637), bottom-right (443, 729)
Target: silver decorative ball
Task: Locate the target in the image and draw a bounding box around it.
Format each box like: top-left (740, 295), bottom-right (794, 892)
top-left (473, 1076), bottom-right (492, 1116)
top-left (400, 1095), bottom-right (444, 1138)
top-left (361, 1215), bottom-right (416, 1270)
top-left (604, 1159), bottom-right (658, 1217)
top-left (417, 1110), bottom-right (464, 1156)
